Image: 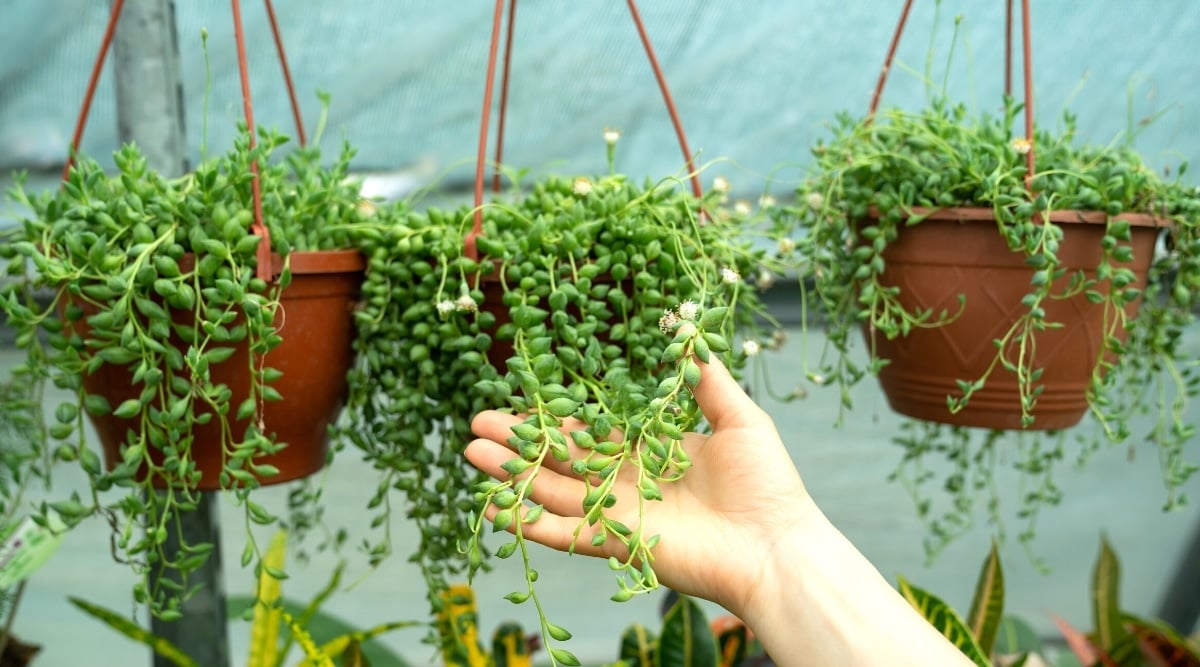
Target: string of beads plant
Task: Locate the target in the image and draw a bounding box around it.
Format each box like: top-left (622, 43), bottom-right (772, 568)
top-left (0, 126), bottom-right (371, 617)
top-left (340, 136), bottom-right (784, 661)
top-left (467, 306), bottom-right (732, 667)
top-left (769, 51), bottom-right (1200, 560)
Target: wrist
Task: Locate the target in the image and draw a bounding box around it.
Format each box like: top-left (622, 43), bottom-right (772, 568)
top-left (725, 504), bottom-right (971, 667)
top-left (711, 495), bottom-right (830, 620)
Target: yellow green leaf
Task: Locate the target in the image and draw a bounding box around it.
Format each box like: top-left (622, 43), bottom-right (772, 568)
top-left (308, 620), bottom-right (421, 664)
top-left (284, 610), bottom-right (333, 667)
top-left (898, 577), bottom-right (990, 667)
top-left (619, 624), bottom-right (656, 667)
top-left (248, 529), bottom-right (287, 667)
top-left (438, 583), bottom-right (488, 667)
top-left (1092, 535), bottom-right (1130, 653)
top-left (492, 622), bottom-right (532, 667)
top-left (656, 595), bottom-right (716, 667)
top-left (68, 596), bottom-right (199, 667)
top-left (965, 540), bottom-right (1004, 655)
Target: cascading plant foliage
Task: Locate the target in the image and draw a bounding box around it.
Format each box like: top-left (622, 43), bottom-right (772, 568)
top-left (0, 126), bottom-right (372, 618)
top-left (769, 92), bottom-right (1200, 559)
top-left (340, 148), bottom-right (784, 663)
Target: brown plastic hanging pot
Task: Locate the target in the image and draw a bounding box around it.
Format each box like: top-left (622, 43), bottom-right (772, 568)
top-left (62, 0), bottom-right (362, 487)
top-left (856, 0), bottom-right (1165, 430)
top-left (78, 250), bottom-right (365, 489)
top-left (863, 207), bottom-right (1160, 430)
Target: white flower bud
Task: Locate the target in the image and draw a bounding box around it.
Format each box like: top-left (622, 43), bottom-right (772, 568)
top-left (677, 300), bottom-right (700, 321)
top-left (1010, 137), bottom-right (1033, 154)
top-left (658, 310), bottom-right (680, 334)
top-left (455, 295), bottom-right (478, 313)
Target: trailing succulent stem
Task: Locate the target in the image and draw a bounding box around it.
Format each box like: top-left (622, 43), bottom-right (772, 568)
top-left (341, 170), bottom-right (780, 661)
top-left (771, 94), bottom-right (1200, 558)
top-left (0, 127), bottom-right (370, 617)
top-left (468, 313), bottom-right (731, 665)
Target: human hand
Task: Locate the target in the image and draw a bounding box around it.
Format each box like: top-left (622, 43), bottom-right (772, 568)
top-left (465, 351), bottom-right (812, 615)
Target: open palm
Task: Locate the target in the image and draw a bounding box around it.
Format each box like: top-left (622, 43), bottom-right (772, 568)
top-left (465, 354), bottom-right (810, 613)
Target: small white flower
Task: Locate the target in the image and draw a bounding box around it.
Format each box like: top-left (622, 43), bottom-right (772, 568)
top-left (805, 192), bottom-right (825, 210)
top-left (756, 269), bottom-right (776, 290)
top-left (807, 372), bottom-right (826, 386)
top-left (455, 294), bottom-right (478, 313)
top-left (734, 200), bottom-right (753, 216)
top-left (436, 299), bottom-right (456, 315)
top-left (658, 310), bottom-right (680, 334)
top-left (777, 237), bottom-right (797, 255)
top-left (712, 176), bottom-right (731, 194)
top-left (742, 340), bottom-right (761, 357)
top-left (759, 194), bottom-right (777, 208)
top-left (1010, 137), bottom-right (1033, 155)
top-left (677, 300), bottom-right (700, 322)
top-left (604, 128), bottom-right (621, 145)
top-left (573, 177), bottom-right (593, 196)
top-left (720, 267), bottom-right (741, 285)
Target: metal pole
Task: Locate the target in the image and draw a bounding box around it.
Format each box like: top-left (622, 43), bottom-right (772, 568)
top-left (110, 2), bottom-right (231, 666)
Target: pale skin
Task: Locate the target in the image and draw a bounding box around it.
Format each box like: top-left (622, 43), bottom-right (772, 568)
top-left (466, 353), bottom-right (974, 666)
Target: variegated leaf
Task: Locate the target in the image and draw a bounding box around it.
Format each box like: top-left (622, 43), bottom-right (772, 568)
top-left (898, 577), bottom-right (990, 667)
top-left (966, 540), bottom-right (1004, 656)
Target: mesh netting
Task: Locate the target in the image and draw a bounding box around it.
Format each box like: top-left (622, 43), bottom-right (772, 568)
top-left (1, 1), bottom-right (1197, 198)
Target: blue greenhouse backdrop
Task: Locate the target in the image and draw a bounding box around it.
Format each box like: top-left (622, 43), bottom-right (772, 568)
top-left (1, 1), bottom-right (1199, 665)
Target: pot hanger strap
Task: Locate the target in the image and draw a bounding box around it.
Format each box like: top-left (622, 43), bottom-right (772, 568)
top-left (465, 0), bottom-right (705, 261)
top-left (868, 0), bottom-right (1036, 191)
top-left (66, 0), bottom-right (309, 282)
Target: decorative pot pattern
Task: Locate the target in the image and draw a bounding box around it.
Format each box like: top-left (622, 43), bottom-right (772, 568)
top-left (865, 207), bottom-right (1161, 430)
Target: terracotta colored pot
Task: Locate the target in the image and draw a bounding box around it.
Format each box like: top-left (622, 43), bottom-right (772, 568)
top-left (81, 249), bottom-right (365, 489)
top-left (863, 207), bottom-right (1162, 430)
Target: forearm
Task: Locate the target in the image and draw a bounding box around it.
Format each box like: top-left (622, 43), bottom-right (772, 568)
top-left (728, 508), bottom-right (974, 667)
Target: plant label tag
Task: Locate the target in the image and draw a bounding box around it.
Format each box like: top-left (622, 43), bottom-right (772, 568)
top-left (0, 512), bottom-right (68, 589)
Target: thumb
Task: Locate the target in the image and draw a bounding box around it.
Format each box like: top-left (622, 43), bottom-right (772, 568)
top-left (689, 351), bottom-right (769, 431)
